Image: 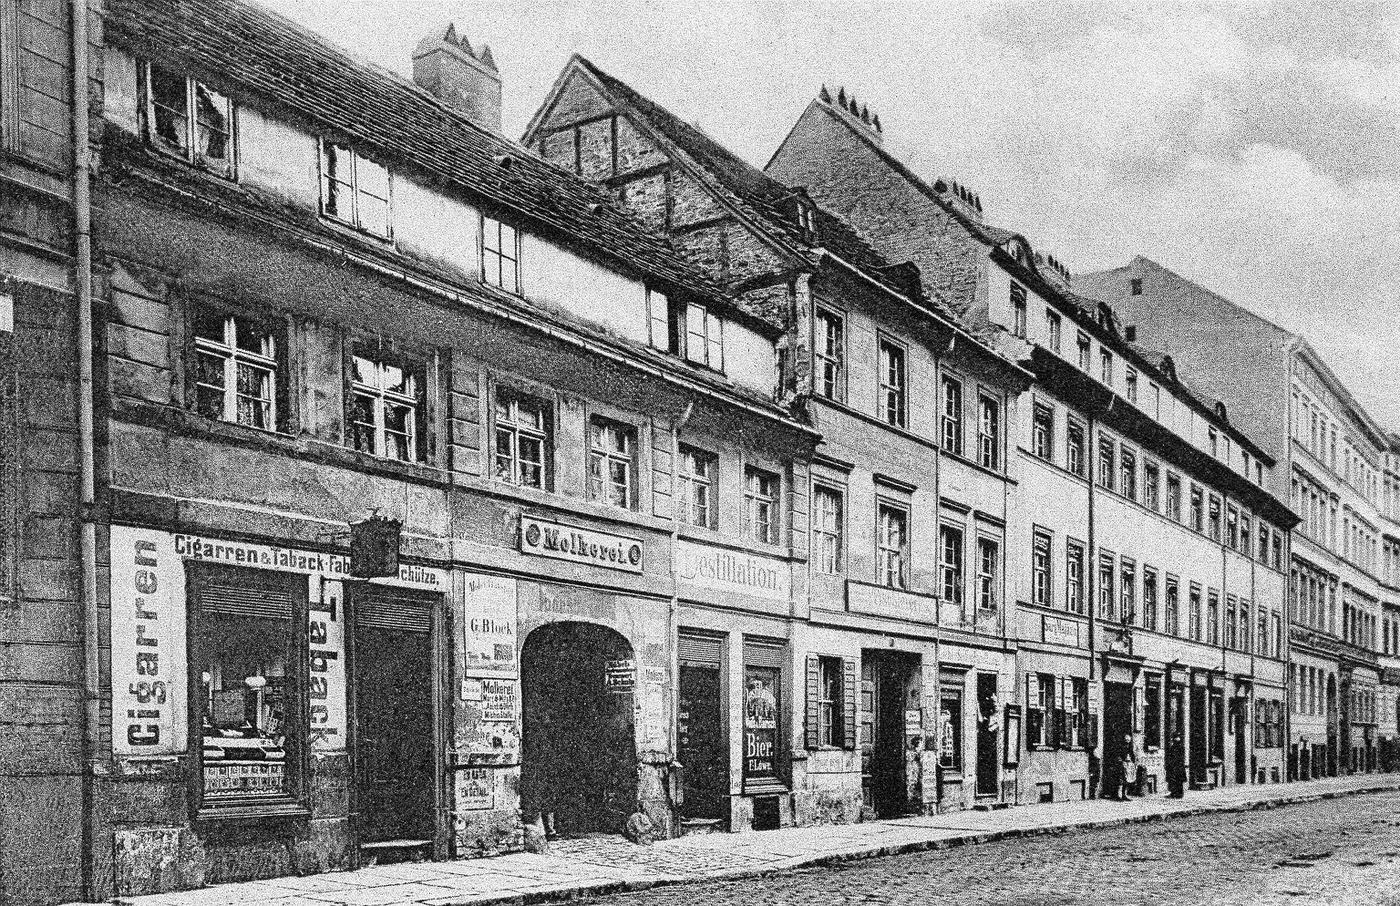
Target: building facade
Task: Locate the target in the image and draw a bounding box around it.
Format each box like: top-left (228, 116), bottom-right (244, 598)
top-left (1077, 257), bottom-right (1397, 780)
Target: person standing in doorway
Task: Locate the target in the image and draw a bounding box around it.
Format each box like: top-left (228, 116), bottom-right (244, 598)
top-left (1166, 729), bottom-right (1187, 798)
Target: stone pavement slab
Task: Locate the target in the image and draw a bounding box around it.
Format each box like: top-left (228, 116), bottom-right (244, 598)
top-left (76, 774), bottom-right (1400, 906)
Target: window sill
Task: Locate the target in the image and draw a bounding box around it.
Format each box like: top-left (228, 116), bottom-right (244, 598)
top-left (318, 212), bottom-right (394, 248)
top-left (195, 800), bottom-right (310, 823)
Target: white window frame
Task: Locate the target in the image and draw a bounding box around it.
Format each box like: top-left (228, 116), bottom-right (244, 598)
top-left (142, 60), bottom-right (236, 177)
top-left (350, 351), bottom-right (421, 462)
top-left (588, 417), bottom-right (636, 510)
top-left (320, 139), bottom-right (392, 238)
top-left (678, 445), bottom-right (718, 529)
top-left (876, 501), bottom-right (909, 590)
top-left (878, 337), bottom-right (907, 428)
top-left (743, 466), bottom-right (779, 544)
top-left (815, 307), bottom-right (845, 402)
top-left (193, 312), bottom-right (277, 431)
top-left (812, 484), bottom-right (844, 574)
top-left (493, 389), bottom-right (550, 488)
top-left (481, 214), bottom-right (521, 292)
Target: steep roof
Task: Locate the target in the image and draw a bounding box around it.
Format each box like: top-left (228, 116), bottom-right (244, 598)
top-left (560, 56), bottom-right (916, 300)
top-left (103, 0), bottom-right (733, 311)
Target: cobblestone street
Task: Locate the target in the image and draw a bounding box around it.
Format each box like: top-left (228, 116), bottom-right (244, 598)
top-left (578, 791), bottom-right (1400, 906)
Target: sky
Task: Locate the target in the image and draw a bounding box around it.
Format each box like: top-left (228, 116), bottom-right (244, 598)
top-left (258, 0), bottom-right (1400, 430)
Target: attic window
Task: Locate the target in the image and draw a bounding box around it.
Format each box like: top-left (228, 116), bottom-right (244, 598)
top-left (648, 291), bottom-right (724, 372)
top-left (1131, 278), bottom-right (1143, 296)
top-left (320, 140), bottom-right (392, 239)
top-left (141, 61), bottom-right (235, 178)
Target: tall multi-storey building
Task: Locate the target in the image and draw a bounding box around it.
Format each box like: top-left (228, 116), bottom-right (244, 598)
top-left (766, 87), bottom-right (1296, 801)
top-left (526, 57), bottom-right (1036, 820)
top-left (1077, 256), bottom-right (1394, 780)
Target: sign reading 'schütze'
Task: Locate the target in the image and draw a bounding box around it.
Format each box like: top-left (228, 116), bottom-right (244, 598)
top-left (518, 514), bottom-right (644, 573)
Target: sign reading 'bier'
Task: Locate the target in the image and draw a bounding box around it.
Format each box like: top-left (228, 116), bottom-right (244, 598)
top-left (519, 515), bottom-right (644, 573)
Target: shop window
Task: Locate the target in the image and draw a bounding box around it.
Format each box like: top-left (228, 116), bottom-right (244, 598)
top-left (1027, 673), bottom-right (1055, 749)
top-left (141, 61), bottom-right (236, 177)
top-left (938, 674), bottom-right (963, 772)
top-left (587, 417), bottom-right (636, 509)
top-left (877, 501), bottom-right (909, 590)
top-left (941, 376), bottom-right (963, 455)
top-left (1066, 419), bottom-right (1086, 477)
top-left (812, 484), bottom-right (843, 574)
top-left (940, 524), bottom-right (964, 608)
top-left (805, 655), bottom-right (854, 749)
top-left (1144, 677), bottom-right (1162, 750)
top-left (977, 395), bottom-right (1000, 471)
top-left (1209, 689), bottom-right (1225, 762)
top-left (191, 565), bottom-right (306, 815)
top-left (743, 466), bottom-right (779, 544)
top-left (1032, 403), bottom-right (1053, 460)
top-left (879, 339), bottom-right (906, 429)
top-left (191, 306), bottom-right (285, 432)
top-left (1031, 529), bottom-right (1051, 607)
top-left (493, 388), bottom-right (551, 489)
top-left (815, 308), bottom-right (845, 402)
top-left (742, 641), bottom-right (785, 793)
top-left (321, 140), bottom-right (392, 238)
top-left (678, 445), bottom-right (718, 529)
top-left (351, 346), bottom-right (428, 462)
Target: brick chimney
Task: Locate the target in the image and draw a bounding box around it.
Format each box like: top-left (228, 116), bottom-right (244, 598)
top-left (819, 84), bottom-right (883, 146)
top-left (931, 177), bottom-right (983, 223)
top-left (413, 24), bottom-right (501, 133)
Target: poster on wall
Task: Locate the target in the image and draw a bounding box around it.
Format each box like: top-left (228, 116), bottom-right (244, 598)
top-left (463, 573), bottom-right (517, 672)
top-left (308, 578), bottom-right (348, 752)
top-left (110, 526), bottom-right (187, 757)
top-left (605, 659), bottom-right (636, 693)
top-left (459, 768), bottom-right (495, 810)
top-left (481, 678), bottom-right (517, 722)
top-left (742, 665), bottom-right (780, 784)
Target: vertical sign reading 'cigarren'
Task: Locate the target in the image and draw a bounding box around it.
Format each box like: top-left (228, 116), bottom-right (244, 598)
top-left (111, 526), bottom-right (188, 757)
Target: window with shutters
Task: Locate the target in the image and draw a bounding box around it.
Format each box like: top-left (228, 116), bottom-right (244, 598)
top-left (812, 484), bottom-right (843, 574)
top-left (321, 140), bottom-right (392, 238)
top-left (493, 388), bottom-right (551, 489)
top-left (191, 305), bottom-right (286, 432)
top-left (806, 656), bottom-right (854, 749)
top-left (351, 345), bottom-right (428, 463)
top-left (141, 61), bottom-right (236, 178)
top-left (190, 565), bottom-right (306, 815)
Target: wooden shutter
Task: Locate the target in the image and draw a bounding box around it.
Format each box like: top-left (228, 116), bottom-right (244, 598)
top-left (1054, 675), bottom-right (1068, 749)
top-left (842, 657), bottom-right (858, 750)
top-left (1025, 673), bottom-right (1041, 747)
top-left (805, 654), bottom-right (820, 750)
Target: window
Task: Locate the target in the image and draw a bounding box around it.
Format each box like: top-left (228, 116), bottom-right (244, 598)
top-left (1126, 367), bottom-right (1138, 403)
top-left (1029, 674), bottom-right (1055, 748)
top-left (1100, 349), bottom-right (1114, 385)
top-left (1120, 446), bottom-right (1137, 500)
top-left (938, 675), bottom-right (963, 771)
top-left (815, 309), bottom-right (844, 402)
top-left (1144, 676), bottom-right (1162, 749)
top-left (1240, 601), bottom-right (1251, 652)
top-left (1142, 567), bottom-right (1158, 631)
top-left (1130, 277), bottom-right (1143, 295)
top-left (1097, 435), bottom-right (1115, 490)
top-left (682, 302), bottom-right (724, 370)
top-left (1098, 553), bottom-right (1116, 622)
top-left (1208, 494), bottom-right (1222, 541)
top-left (743, 467), bottom-right (779, 544)
top-left (481, 215), bottom-right (521, 292)
top-left (877, 503), bottom-right (909, 589)
top-left (1066, 539), bottom-right (1085, 614)
top-left (816, 656), bottom-right (844, 748)
top-left (193, 566), bottom-right (305, 811)
top-left (1046, 309), bottom-right (1062, 353)
top-left (976, 537), bottom-right (999, 616)
top-left (1226, 505), bottom-right (1239, 550)
top-left (142, 62), bottom-right (236, 177)
top-left (1032, 530), bottom-right (1052, 607)
top-left (192, 308), bottom-right (281, 431)
top-left (1077, 333), bottom-right (1091, 371)
top-left (941, 376), bottom-right (963, 454)
top-left (493, 389), bottom-right (550, 488)
top-left (1225, 596), bottom-right (1237, 649)
top-left (879, 340), bottom-right (907, 428)
top-left (1071, 678), bottom-right (1089, 749)
top-left (978, 395), bottom-right (1000, 470)
top-left (1032, 403), bottom-right (1053, 460)
top-left (1207, 591), bottom-right (1219, 646)
top-left (812, 485), bottom-right (843, 574)
top-left (1166, 473), bottom-right (1182, 522)
top-left (940, 524), bottom-right (964, 607)
top-left (1165, 577), bottom-right (1180, 636)
top-left (1188, 585), bottom-right (1202, 641)
top-left (321, 141), bottom-right (391, 238)
top-left (1144, 461), bottom-right (1160, 511)
top-left (587, 417), bottom-right (636, 509)
top-left (351, 349), bottom-right (425, 462)
top-left (1240, 513), bottom-right (1252, 559)
top-left (678, 446), bottom-right (718, 529)
top-left (1067, 419), bottom-right (1086, 477)
top-left (1209, 427), bottom-right (1219, 458)
top-left (1011, 282), bottom-right (1027, 338)
top-left (1120, 560), bottom-right (1136, 625)
top-left (1190, 485), bottom-right (1204, 532)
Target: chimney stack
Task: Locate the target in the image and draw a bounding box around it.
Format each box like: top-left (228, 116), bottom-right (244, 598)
top-left (413, 24), bottom-right (501, 133)
top-left (931, 177), bottom-right (983, 223)
top-left (819, 84), bottom-right (883, 146)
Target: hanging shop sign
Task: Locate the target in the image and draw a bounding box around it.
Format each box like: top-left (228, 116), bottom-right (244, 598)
top-left (519, 515), bottom-right (643, 573)
top-left (605, 659), bottom-right (637, 693)
top-left (676, 540), bottom-right (790, 602)
top-left (742, 665), bottom-right (781, 783)
top-left (463, 573), bottom-right (517, 672)
top-left (111, 526), bottom-right (187, 757)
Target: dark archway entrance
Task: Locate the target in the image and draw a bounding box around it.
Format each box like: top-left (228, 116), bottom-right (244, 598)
top-left (521, 621), bottom-right (638, 836)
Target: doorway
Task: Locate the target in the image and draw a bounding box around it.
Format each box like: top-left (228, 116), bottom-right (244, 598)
top-left (354, 591), bottom-right (438, 852)
top-left (677, 632), bottom-right (726, 824)
top-left (1232, 698), bottom-right (1247, 784)
top-left (1189, 685), bottom-right (1207, 784)
top-left (975, 673), bottom-right (1000, 798)
top-left (521, 621), bottom-right (637, 836)
top-left (861, 650), bottom-right (919, 818)
top-left (1103, 682), bottom-right (1134, 798)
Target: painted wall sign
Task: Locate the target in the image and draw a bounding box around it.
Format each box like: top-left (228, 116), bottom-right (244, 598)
top-left (111, 526), bottom-right (187, 756)
top-left (742, 665), bottom-right (780, 782)
top-left (519, 515), bottom-right (643, 573)
top-left (1042, 615), bottom-right (1081, 648)
top-left (463, 573), bottom-right (517, 672)
top-left (605, 658), bottom-right (637, 693)
top-left (172, 533), bottom-right (445, 589)
top-left (308, 579), bottom-right (348, 752)
top-left (677, 540), bottom-right (790, 602)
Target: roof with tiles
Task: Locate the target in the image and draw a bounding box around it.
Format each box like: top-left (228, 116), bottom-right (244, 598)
top-left (564, 55), bottom-right (920, 302)
top-left (102, 0), bottom-right (749, 324)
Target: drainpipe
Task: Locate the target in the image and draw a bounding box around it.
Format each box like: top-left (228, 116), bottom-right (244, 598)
top-left (931, 333), bottom-right (950, 809)
top-left (666, 399), bottom-right (694, 826)
top-left (72, 0), bottom-right (99, 899)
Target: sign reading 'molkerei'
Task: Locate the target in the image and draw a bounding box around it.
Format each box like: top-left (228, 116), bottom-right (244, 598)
top-left (677, 540), bottom-right (790, 602)
top-left (519, 514), bottom-right (644, 573)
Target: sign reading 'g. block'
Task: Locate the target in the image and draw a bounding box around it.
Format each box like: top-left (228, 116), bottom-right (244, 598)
top-left (518, 514), bottom-right (644, 573)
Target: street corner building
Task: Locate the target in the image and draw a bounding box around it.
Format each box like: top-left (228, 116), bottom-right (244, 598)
top-left (0, 2), bottom-right (1398, 905)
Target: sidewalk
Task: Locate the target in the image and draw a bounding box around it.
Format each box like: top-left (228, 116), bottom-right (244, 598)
top-left (96, 774), bottom-right (1400, 906)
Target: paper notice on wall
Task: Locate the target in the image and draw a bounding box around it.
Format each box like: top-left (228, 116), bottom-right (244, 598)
top-left (111, 526), bottom-right (188, 757)
top-left (460, 767), bottom-right (495, 810)
top-left (463, 573), bottom-right (517, 672)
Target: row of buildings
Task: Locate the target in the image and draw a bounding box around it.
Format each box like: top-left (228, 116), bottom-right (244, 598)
top-left (0, 0), bottom-right (1395, 902)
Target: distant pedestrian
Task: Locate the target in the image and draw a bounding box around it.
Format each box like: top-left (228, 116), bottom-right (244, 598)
top-left (1116, 734), bottom-right (1136, 801)
top-left (1088, 746), bottom-right (1101, 799)
top-left (1166, 730), bottom-right (1187, 798)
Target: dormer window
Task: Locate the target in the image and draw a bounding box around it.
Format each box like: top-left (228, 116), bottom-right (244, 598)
top-left (141, 62), bottom-right (235, 178)
top-left (320, 140), bottom-right (392, 238)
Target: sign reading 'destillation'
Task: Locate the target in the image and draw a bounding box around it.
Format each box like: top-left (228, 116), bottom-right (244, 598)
top-left (676, 540), bottom-right (790, 602)
top-left (111, 526), bottom-right (188, 756)
top-left (519, 515), bottom-right (643, 573)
